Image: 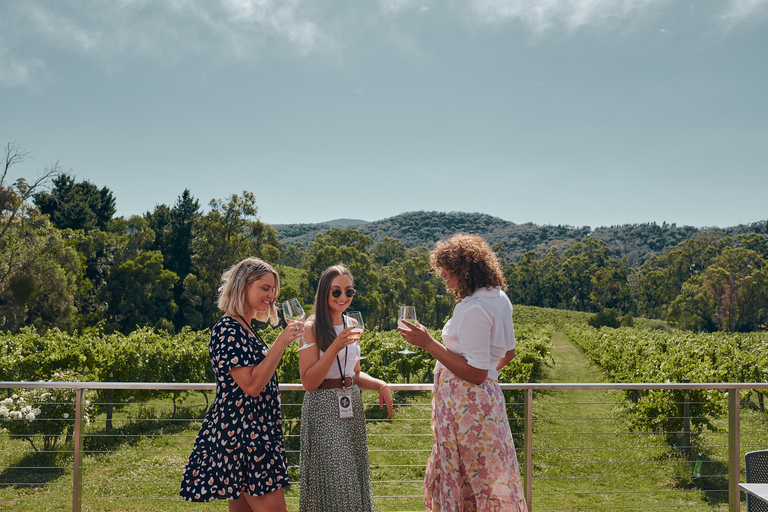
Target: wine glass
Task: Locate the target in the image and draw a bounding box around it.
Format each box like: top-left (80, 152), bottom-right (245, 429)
top-left (398, 306), bottom-right (416, 355)
top-left (344, 311), bottom-right (366, 360)
top-left (282, 298), bottom-right (313, 350)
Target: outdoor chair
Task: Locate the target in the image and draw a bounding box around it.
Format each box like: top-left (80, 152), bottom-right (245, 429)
top-left (746, 450), bottom-right (768, 512)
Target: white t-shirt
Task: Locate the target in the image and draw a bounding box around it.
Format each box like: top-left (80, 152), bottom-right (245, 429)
top-left (318, 324), bottom-right (361, 379)
top-left (434, 286), bottom-right (516, 381)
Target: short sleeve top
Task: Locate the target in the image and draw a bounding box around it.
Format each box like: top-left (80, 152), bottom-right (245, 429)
top-left (208, 316), bottom-right (281, 409)
top-left (435, 286), bottom-right (516, 381)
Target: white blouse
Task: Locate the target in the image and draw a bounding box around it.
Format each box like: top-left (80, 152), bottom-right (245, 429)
top-left (318, 324), bottom-right (361, 379)
top-left (435, 286), bottom-right (516, 381)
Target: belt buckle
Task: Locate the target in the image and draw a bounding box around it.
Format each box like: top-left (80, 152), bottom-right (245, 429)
top-left (342, 376), bottom-right (353, 390)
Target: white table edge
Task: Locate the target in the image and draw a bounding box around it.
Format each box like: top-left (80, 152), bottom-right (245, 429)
top-left (740, 483), bottom-right (768, 504)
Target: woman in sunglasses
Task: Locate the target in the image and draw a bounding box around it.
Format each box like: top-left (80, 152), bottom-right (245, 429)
top-left (298, 265), bottom-right (392, 512)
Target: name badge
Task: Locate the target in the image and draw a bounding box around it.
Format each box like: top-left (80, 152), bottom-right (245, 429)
top-left (338, 393), bottom-right (353, 418)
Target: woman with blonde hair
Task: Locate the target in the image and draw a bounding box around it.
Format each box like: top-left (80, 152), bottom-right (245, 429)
top-left (399, 234), bottom-right (527, 512)
top-left (181, 257), bottom-right (303, 512)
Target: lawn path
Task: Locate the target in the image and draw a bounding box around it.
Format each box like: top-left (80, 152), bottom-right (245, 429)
top-left (529, 332), bottom-right (724, 511)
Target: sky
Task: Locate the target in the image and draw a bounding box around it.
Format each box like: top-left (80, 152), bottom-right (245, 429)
top-left (1, 0), bottom-right (767, 230)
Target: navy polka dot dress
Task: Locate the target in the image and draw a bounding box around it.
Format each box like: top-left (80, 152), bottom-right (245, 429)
top-left (180, 316), bottom-right (289, 502)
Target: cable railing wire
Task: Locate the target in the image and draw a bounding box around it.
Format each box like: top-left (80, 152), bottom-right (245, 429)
top-left (3, 381), bottom-right (768, 512)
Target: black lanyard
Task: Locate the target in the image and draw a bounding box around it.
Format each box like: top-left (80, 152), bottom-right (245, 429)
top-left (237, 315), bottom-right (258, 341)
top-left (336, 346), bottom-right (348, 381)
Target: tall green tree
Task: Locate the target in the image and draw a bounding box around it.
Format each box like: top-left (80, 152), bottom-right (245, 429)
top-left (34, 174), bottom-right (116, 231)
top-left (166, 189), bottom-right (200, 280)
top-left (667, 276), bottom-right (718, 332)
top-left (104, 251), bottom-right (179, 333)
top-left (702, 247), bottom-right (766, 332)
top-left (1, 143), bottom-right (79, 332)
top-left (145, 190), bottom-right (201, 329)
top-left (187, 191), bottom-right (277, 328)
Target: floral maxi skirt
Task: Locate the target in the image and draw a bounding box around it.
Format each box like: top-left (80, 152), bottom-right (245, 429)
top-left (425, 368), bottom-right (527, 512)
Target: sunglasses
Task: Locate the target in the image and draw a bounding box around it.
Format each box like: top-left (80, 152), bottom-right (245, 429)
top-left (331, 288), bottom-right (356, 298)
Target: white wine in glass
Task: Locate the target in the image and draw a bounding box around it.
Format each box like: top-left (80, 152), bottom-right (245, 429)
top-left (344, 311), bottom-right (365, 360)
top-left (398, 306), bottom-right (416, 355)
top-left (282, 298), bottom-right (313, 350)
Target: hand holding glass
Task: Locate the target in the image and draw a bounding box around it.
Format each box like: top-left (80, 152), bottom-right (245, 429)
top-left (282, 298), bottom-right (313, 350)
top-left (397, 306), bottom-right (417, 355)
top-left (344, 311), bottom-right (366, 360)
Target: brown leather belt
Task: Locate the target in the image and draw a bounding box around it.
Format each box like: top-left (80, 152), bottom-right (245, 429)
top-left (318, 376), bottom-right (355, 389)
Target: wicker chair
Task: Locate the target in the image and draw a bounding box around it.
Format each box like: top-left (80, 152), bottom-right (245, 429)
top-left (746, 450), bottom-right (768, 511)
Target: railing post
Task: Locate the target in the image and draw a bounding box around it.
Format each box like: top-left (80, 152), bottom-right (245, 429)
top-left (683, 378), bottom-right (690, 460)
top-left (525, 388), bottom-right (533, 512)
top-left (72, 387), bottom-right (84, 512)
top-left (729, 388), bottom-right (740, 512)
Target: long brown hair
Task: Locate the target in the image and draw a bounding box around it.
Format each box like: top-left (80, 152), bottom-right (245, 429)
top-left (310, 265), bottom-right (354, 352)
top-left (430, 234), bottom-right (506, 302)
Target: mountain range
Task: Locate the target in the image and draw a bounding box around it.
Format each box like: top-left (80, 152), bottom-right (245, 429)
top-left (272, 211), bottom-right (768, 267)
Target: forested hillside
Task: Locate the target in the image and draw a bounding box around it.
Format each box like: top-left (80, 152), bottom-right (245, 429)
top-left (2, 144), bottom-right (767, 336)
top-left (274, 211), bottom-right (768, 267)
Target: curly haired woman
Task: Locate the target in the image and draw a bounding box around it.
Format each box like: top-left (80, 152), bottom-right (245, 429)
top-left (398, 234), bottom-right (527, 512)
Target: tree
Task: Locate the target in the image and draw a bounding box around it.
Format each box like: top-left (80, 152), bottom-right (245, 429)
top-left (0, 214), bottom-right (80, 332)
top-left (506, 251), bottom-right (544, 307)
top-left (278, 242), bottom-right (306, 269)
top-left (188, 192), bottom-right (274, 327)
top-left (104, 251), bottom-right (179, 333)
top-left (166, 189), bottom-right (200, 280)
top-left (1, 143), bottom-right (61, 242)
top-left (701, 247), bottom-right (766, 332)
top-left (1, 143), bottom-right (79, 332)
top-left (666, 276), bottom-right (717, 332)
top-left (314, 228), bottom-right (374, 254)
top-left (634, 267), bottom-right (675, 319)
top-left (371, 237), bottom-right (407, 266)
top-left (590, 259), bottom-right (632, 314)
top-left (34, 174), bottom-right (116, 231)
top-left (558, 239), bottom-right (610, 312)
top-left (145, 190), bottom-right (202, 330)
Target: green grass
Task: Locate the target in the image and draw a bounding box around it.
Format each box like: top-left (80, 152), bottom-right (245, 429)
top-left (0, 389), bottom-right (433, 512)
top-left (528, 332), bottom-right (743, 511)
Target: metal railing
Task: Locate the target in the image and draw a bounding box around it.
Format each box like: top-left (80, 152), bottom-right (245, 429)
top-left (2, 381), bottom-right (767, 511)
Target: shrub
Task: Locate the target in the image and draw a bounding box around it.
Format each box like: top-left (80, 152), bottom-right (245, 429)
top-left (0, 370), bottom-right (96, 452)
top-left (587, 309), bottom-right (621, 329)
top-left (649, 319), bottom-right (671, 331)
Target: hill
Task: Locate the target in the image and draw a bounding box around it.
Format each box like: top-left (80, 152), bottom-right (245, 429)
top-left (271, 211), bottom-right (768, 267)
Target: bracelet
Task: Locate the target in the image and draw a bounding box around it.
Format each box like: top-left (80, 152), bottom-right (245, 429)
top-left (378, 383), bottom-right (388, 390)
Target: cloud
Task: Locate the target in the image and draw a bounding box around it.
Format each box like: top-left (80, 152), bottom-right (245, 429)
top-left (2, 0), bottom-right (767, 88)
top-left (467, 0), bottom-right (668, 33)
top-left (0, 48), bottom-right (47, 89)
top-left (720, 0), bottom-right (768, 25)
top-left (218, 0), bottom-right (326, 54)
top-left (11, 1), bottom-right (326, 60)
top-left (27, 5), bottom-right (102, 53)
